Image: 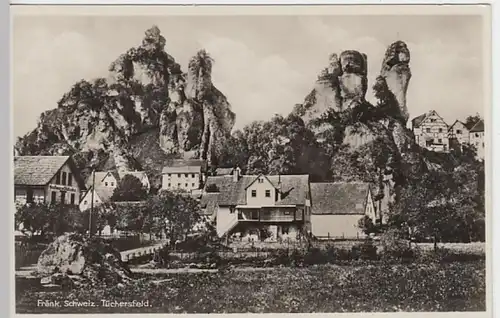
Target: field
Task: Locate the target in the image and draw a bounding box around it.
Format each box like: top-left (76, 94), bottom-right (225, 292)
top-left (16, 260), bottom-right (485, 313)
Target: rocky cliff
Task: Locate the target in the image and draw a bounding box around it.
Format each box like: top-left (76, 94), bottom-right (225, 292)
top-left (293, 41), bottom-right (427, 207)
top-left (14, 26), bottom-right (235, 186)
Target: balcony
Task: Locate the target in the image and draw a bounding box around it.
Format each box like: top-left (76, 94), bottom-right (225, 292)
top-left (237, 207), bottom-right (303, 222)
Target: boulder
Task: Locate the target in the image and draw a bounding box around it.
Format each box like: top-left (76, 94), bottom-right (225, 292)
top-left (36, 233), bottom-right (132, 288)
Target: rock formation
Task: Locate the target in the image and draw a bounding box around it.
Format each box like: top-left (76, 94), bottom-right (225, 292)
top-left (14, 26), bottom-right (235, 184)
top-left (37, 233), bottom-right (132, 288)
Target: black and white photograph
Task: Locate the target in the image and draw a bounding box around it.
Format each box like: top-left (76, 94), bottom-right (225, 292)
top-left (11, 4), bottom-right (491, 315)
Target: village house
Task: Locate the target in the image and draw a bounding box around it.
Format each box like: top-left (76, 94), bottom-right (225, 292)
top-left (162, 159), bottom-right (206, 193)
top-left (469, 119), bottom-right (485, 160)
top-left (411, 110), bottom-right (449, 152)
top-left (14, 156), bottom-right (86, 206)
top-left (79, 187), bottom-right (114, 212)
top-left (201, 168), bottom-right (311, 241)
top-left (309, 182), bottom-right (377, 239)
top-left (447, 120), bottom-right (471, 151)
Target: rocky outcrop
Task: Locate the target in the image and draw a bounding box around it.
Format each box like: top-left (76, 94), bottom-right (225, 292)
top-left (37, 233), bottom-right (132, 288)
top-left (14, 26), bottom-right (235, 182)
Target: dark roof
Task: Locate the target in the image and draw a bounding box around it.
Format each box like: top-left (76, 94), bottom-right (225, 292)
top-left (204, 174), bottom-right (310, 206)
top-left (470, 119), bottom-right (484, 132)
top-left (14, 156), bottom-right (71, 186)
top-left (200, 193), bottom-right (219, 215)
top-left (310, 182), bottom-right (371, 215)
top-left (411, 113), bottom-right (427, 128)
top-left (215, 167), bottom-right (234, 176)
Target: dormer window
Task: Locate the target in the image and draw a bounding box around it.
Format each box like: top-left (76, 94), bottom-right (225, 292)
top-left (251, 190), bottom-right (257, 197)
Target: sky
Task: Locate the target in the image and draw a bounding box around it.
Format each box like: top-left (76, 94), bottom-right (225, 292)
top-left (12, 14), bottom-right (485, 138)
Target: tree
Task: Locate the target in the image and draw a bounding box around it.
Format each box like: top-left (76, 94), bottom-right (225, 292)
top-left (146, 190), bottom-right (203, 246)
top-left (111, 175), bottom-right (148, 202)
top-left (465, 114), bottom-right (482, 129)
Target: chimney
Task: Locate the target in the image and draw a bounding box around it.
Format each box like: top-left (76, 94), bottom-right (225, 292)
top-left (233, 167), bottom-right (241, 182)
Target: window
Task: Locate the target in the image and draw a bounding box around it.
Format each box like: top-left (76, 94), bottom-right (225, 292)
top-left (26, 189), bottom-right (33, 203)
top-left (431, 119), bottom-right (436, 122)
top-left (51, 191), bottom-right (57, 203)
top-left (457, 130), bottom-right (462, 134)
top-left (185, 183), bottom-right (188, 187)
top-left (168, 174), bottom-right (171, 177)
top-left (475, 133), bottom-right (479, 138)
top-left (426, 128), bottom-right (431, 133)
top-left (168, 183), bottom-right (171, 187)
top-left (192, 183), bottom-right (195, 187)
top-left (265, 190), bottom-right (271, 197)
top-left (482, 142), bottom-right (485, 148)
top-left (426, 140), bottom-right (433, 147)
top-left (105, 182), bottom-right (108, 186)
top-left (61, 172), bottom-right (67, 185)
top-left (438, 128), bottom-right (443, 133)
top-left (111, 182), bottom-right (114, 186)
top-left (192, 174), bottom-right (195, 178)
top-left (55, 172), bottom-right (61, 184)
top-left (177, 183), bottom-right (181, 187)
top-left (84, 200), bottom-right (88, 205)
top-left (67, 173), bottom-right (72, 186)
top-left (258, 178), bottom-right (263, 183)
top-left (60, 191), bottom-right (66, 204)
top-left (281, 226), bottom-right (289, 235)
top-left (70, 193), bottom-right (75, 205)
top-left (229, 207), bottom-right (235, 214)
top-left (438, 139), bottom-right (442, 143)
top-left (185, 174), bottom-right (189, 178)
top-left (178, 174), bottom-right (181, 178)
top-left (251, 190), bottom-right (257, 197)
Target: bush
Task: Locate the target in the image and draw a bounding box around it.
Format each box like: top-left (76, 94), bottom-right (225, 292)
top-left (351, 240), bottom-right (378, 260)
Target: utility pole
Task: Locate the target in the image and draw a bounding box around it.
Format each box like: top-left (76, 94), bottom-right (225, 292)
top-left (89, 168), bottom-right (96, 238)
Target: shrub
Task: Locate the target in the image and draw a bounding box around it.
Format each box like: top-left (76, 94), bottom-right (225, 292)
top-left (352, 240), bottom-right (378, 260)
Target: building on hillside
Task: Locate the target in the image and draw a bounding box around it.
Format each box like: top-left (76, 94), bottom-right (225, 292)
top-left (411, 110), bottom-right (449, 152)
top-left (309, 182), bottom-right (377, 239)
top-left (14, 156), bottom-right (86, 206)
top-left (201, 168), bottom-right (311, 241)
top-left (162, 159), bottom-right (206, 193)
top-left (469, 119), bottom-right (485, 160)
top-left (85, 171), bottom-right (119, 190)
top-left (79, 187), bottom-right (114, 212)
top-left (118, 170), bottom-right (151, 192)
top-left (447, 120), bottom-right (471, 151)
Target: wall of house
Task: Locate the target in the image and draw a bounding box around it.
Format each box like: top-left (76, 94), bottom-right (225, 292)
top-left (162, 171), bottom-right (201, 192)
top-left (310, 214), bottom-right (366, 239)
top-left (448, 123), bottom-right (470, 145)
top-left (46, 163), bottom-right (81, 206)
top-left (470, 131), bottom-right (485, 160)
top-left (216, 206), bottom-right (238, 237)
top-left (414, 113), bottom-right (449, 152)
top-left (102, 174), bottom-right (118, 188)
top-left (14, 187), bottom-right (45, 205)
top-left (79, 190), bottom-right (103, 212)
top-left (246, 177), bottom-right (276, 206)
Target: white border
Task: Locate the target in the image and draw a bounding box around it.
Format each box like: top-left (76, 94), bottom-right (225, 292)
top-left (6, 1), bottom-right (497, 318)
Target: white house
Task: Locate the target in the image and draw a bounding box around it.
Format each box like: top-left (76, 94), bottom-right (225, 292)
top-left (309, 182), bottom-right (377, 239)
top-left (79, 187), bottom-right (114, 212)
top-left (469, 119), bottom-right (485, 160)
top-left (201, 168), bottom-right (311, 241)
top-left (86, 171), bottom-right (119, 189)
top-left (14, 156), bottom-right (86, 206)
top-left (162, 159), bottom-right (206, 193)
top-left (411, 110), bottom-right (449, 152)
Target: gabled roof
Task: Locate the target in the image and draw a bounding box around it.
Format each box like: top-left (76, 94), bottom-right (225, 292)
top-left (310, 182), bottom-right (371, 215)
top-left (14, 156), bottom-right (85, 187)
top-left (411, 113), bottom-right (427, 129)
top-left (470, 119), bottom-right (484, 132)
top-left (118, 171), bottom-right (149, 183)
top-left (81, 186), bottom-right (115, 204)
top-left (215, 167), bottom-right (234, 176)
top-left (448, 120), bottom-right (468, 132)
top-left (162, 159), bottom-right (207, 174)
top-left (200, 193), bottom-right (219, 215)
top-left (86, 171), bottom-right (119, 188)
top-left (412, 110), bottom-right (447, 129)
top-left (244, 174), bottom-right (278, 190)
top-left (204, 174), bottom-right (310, 206)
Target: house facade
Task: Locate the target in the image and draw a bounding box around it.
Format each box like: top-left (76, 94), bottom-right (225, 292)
top-left (14, 156), bottom-right (85, 206)
top-left (469, 119), bottom-right (485, 160)
top-left (162, 159), bottom-right (206, 193)
top-left (201, 169), bottom-right (311, 241)
top-left (309, 182), bottom-right (377, 239)
top-left (79, 187), bottom-right (114, 212)
top-left (412, 110), bottom-right (449, 152)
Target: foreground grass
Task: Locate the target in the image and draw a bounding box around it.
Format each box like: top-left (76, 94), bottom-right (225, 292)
top-left (16, 261), bottom-right (485, 313)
